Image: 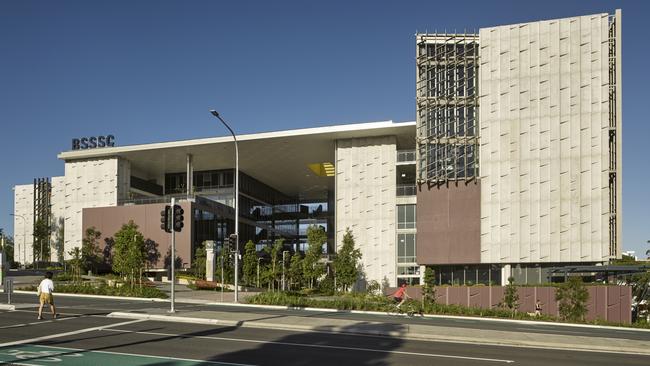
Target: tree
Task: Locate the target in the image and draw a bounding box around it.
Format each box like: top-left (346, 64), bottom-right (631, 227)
top-left (503, 276), bottom-right (519, 315)
top-left (144, 239), bottom-right (161, 269)
top-left (112, 221), bottom-right (146, 286)
top-left (52, 217), bottom-right (65, 263)
top-left (192, 242), bottom-right (207, 280)
top-left (103, 237), bottom-right (115, 267)
top-left (242, 240), bottom-right (257, 286)
top-left (82, 227), bottom-right (102, 274)
top-left (303, 225), bottom-right (326, 289)
top-left (288, 252), bottom-right (303, 291)
top-left (263, 239), bottom-right (284, 291)
top-left (555, 276), bottom-right (589, 322)
top-left (67, 247), bottom-right (83, 282)
top-left (33, 219), bottom-right (51, 263)
top-left (422, 266), bottom-right (436, 304)
top-left (333, 228), bottom-right (362, 292)
top-left (0, 234), bottom-right (14, 267)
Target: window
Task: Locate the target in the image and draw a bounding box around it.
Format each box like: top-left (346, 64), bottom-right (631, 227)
top-left (397, 233), bottom-right (416, 263)
top-left (397, 205), bottom-right (416, 229)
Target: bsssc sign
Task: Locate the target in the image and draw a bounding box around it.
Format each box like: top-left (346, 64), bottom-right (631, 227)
top-left (72, 135), bottom-right (115, 150)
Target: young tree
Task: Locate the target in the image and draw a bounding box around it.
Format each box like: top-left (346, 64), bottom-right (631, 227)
top-left (103, 237), bottom-right (115, 267)
top-left (67, 247), bottom-right (83, 282)
top-left (52, 217), bottom-right (65, 264)
top-left (144, 239), bottom-right (161, 269)
top-left (262, 239), bottom-right (284, 291)
top-left (0, 234), bottom-right (14, 267)
top-left (503, 276), bottom-right (519, 315)
top-left (242, 240), bottom-right (257, 286)
top-left (333, 228), bottom-right (362, 292)
top-left (555, 276), bottom-right (589, 322)
top-left (81, 227), bottom-right (102, 274)
top-left (112, 221), bottom-right (146, 286)
top-left (303, 225), bottom-right (326, 289)
top-left (192, 242), bottom-right (207, 280)
top-left (422, 266), bottom-right (436, 304)
top-left (288, 252), bottom-right (303, 291)
top-left (33, 219), bottom-right (51, 263)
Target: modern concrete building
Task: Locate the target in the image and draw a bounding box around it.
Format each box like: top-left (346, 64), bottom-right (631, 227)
top-left (13, 10), bottom-right (622, 286)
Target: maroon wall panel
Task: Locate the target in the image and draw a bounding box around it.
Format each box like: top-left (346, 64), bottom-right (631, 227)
top-left (384, 285), bottom-right (631, 323)
top-left (82, 202), bottom-right (193, 268)
top-left (416, 182), bottom-right (480, 265)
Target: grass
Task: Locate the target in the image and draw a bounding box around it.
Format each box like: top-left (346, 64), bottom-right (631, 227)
top-left (19, 282), bottom-right (167, 299)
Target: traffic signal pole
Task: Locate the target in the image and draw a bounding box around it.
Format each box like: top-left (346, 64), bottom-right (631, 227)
top-left (170, 197), bottom-right (176, 313)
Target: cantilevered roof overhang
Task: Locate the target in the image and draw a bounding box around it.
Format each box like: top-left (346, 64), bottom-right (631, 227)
top-left (57, 120), bottom-right (416, 199)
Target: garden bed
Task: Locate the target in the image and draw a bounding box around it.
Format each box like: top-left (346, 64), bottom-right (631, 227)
top-left (19, 282), bottom-right (167, 298)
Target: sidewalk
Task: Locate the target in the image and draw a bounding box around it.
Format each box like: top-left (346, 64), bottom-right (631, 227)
top-left (108, 306), bottom-right (650, 356)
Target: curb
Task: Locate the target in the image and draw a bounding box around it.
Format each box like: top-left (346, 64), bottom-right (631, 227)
top-left (106, 311), bottom-right (650, 356)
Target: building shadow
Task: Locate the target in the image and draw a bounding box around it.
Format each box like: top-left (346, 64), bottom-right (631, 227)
top-left (15, 321), bottom-right (406, 366)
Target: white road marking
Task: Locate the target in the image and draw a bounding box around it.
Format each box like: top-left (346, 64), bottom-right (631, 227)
top-left (0, 315), bottom-right (79, 329)
top-left (0, 319), bottom-right (146, 348)
top-left (16, 344), bottom-right (257, 366)
top-left (103, 328), bottom-right (515, 363)
top-left (515, 328), bottom-right (589, 335)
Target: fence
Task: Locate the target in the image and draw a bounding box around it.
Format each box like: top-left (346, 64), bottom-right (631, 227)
top-left (385, 285), bottom-right (632, 324)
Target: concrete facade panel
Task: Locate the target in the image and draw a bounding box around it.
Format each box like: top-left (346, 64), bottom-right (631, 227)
top-left (479, 13), bottom-right (613, 264)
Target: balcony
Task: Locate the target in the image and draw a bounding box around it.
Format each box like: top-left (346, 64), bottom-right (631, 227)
top-left (396, 184), bottom-right (416, 197)
top-left (396, 150), bottom-right (416, 164)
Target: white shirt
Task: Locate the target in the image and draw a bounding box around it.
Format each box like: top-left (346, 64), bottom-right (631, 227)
top-left (38, 279), bottom-right (54, 294)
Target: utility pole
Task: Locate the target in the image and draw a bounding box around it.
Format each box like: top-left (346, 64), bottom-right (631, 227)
top-left (210, 110), bottom-right (239, 302)
top-left (169, 197), bottom-right (176, 313)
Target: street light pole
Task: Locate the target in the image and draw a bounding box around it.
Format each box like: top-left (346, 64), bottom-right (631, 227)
top-left (282, 251), bottom-right (289, 291)
top-left (257, 257), bottom-right (262, 288)
top-left (210, 110), bottom-right (240, 303)
top-left (10, 214), bottom-right (26, 268)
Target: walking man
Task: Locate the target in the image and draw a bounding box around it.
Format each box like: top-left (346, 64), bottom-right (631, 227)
top-left (37, 271), bottom-right (58, 320)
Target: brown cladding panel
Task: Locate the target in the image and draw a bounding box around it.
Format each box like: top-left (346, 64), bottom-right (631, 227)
top-left (416, 182), bottom-right (480, 265)
top-left (82, 202), bottom-right (193, 268)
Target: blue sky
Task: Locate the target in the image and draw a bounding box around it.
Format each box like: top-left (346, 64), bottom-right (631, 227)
top-left (1, 0), bottom-right (648, 256)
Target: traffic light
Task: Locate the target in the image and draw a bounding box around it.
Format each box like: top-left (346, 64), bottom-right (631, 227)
top-left (228, 234), bottom-right (237, 252)
top-left (160, 205), bottom-right (171, 233)
top-left (173, 204), bottom-right (184, 232)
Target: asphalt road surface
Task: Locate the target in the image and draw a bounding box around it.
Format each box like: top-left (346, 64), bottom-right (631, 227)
top-left (0, 293), bottom-right (648, 365)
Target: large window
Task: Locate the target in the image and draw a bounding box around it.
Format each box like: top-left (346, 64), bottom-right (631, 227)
top-left (397, 205), bottom-right (416, 229)
top-left (397, 233), bottom-right (416, 263)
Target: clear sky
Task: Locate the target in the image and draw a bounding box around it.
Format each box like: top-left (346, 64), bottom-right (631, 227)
top-left (1, 0), bottom-right (648, 257)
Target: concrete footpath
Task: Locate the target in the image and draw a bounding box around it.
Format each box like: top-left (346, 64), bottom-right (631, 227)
top-left (107, 307), bottom-right (650, 356)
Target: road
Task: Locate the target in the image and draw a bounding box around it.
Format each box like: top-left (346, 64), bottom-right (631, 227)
top-left (0, 293), bottom-right (648, 365)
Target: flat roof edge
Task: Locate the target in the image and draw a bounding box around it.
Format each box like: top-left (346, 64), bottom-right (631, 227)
top-left (57, 120), bottom-right (415, 161)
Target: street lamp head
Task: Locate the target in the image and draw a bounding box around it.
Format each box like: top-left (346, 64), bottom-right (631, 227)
top-left (209, 110), bottom-right (220, 118)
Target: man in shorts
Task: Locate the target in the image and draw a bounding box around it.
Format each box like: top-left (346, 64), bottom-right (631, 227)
top-left (37, 271), bottom-right (58, 320)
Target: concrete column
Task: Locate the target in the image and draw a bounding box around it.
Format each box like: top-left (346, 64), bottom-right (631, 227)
top-left (501, 264), bottom-right (512, 286)
top-left (186, 154), bottom-right (193, 197)
top-left (205, 240), bottom-right (216, 282)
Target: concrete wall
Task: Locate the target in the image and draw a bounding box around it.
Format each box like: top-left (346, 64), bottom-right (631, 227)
top-left (82, 201), bottom-right (192, 268)
top-left (386, 285), bottom-right (631, 323)
top-left (64, 158), bottom-right (121, 256)
top-left (13, 184), bottom-right (34, 264)
top-left (50, 176), bottom-right (66, 262)
top-left (479, 13), bottom-right (612, 264)
top-left (416, 182), bottom-right (480, 265)
top-left (336, 136), bottom-right (397, 286)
